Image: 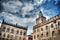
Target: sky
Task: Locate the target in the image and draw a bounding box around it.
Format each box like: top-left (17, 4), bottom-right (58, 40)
top-left (0, 0), bottom-right (60, 35)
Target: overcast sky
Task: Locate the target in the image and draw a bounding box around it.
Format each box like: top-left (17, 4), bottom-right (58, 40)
top-left (0, 0), bottom-right (60, 35)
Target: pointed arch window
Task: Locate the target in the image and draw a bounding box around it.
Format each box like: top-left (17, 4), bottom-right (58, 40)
top-left (52, 31), bottom-right (55, 36)
top-left (2, 27), bottom-right (6, 32)
top-left (11, 29), bottom-right (14, 34)
top-left (6, 28), bottom-right (10, 32)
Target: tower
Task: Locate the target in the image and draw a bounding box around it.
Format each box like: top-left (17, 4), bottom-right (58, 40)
top-left (36, 11), bottom-right (46, 24)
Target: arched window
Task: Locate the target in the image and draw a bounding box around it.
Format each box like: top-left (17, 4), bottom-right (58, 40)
top-left (23, 38), bottom-right (26, 40)
top-left (7, 34), bottom-right (9, 38)
top-left (11, 29), bottom-right (14, 34)
top-left (24, 32), bottom-right (26, 36)
top-left (6, 28), bottom-right (10, 32)
top-left (41, 28), bottom-right (43, 31)
top-left (16, 30), bottom-right (19, 35)
top-left (19, 37), bottom-right (21, 40)
top-left (45, 26), bottom-right (48, 30)
top-left (58, 30), bottom-right (60, 35)
top-left (37, 29), bottom-right (39, 32)
top-left (46, 32), bottom-right (48, 37)
top-left (2, 27), bottom-right (6, 32)
top-left (52, 31), bottom-right (55, 36)
top-left (51, 24), bottom-right (54, 28)
top-left (34, 35), bottom-right (36, 39)
top-left (41, 34), bottom-right (43, 37)
top-left (10, 35), bottom-right (13, 38)
top-left (20, 31), bottom-right (22, 35)
top-left (3, 33), bottom-right (5, 37)
top-left (37, 35), bottom-right (39, 38)
top-left (58, 21), bottom-right (60, 26)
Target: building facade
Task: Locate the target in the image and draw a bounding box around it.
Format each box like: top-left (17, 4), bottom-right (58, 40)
top-left (33, 11), bottom-right (60, 40)
top-left (0, 20), bottom-right (27, 40)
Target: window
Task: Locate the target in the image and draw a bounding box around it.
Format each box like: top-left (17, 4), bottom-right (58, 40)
top-left (16, 30), bottom-right (19, 35)
top-left (41, 34), bottom-right (43, 37)
top-left (41, 28), bottom-right (43, 31)
top-left (6, 28), bottom-right (10, 32)
top-left (10, 35), bottom-right (13, 38)
top-left (52, 31), bottom-right (55, 36)
top-left (37, 35), bottom-right (39, 38)
top-left (45, 26), bottom-right (48, 30)
top-left (23, 38), bottom-right (26, 40)
top-left (3, 34), bottom-right (5, 37)
top-left (11, 29), bottom-right (14, 34)
top-left (24, 32), bottom-right (26, 36)
top-left (34, 35), bottom-right (36, 39)
top-left (53, 20), bottom-right (56, 23)
top-left (46, 32), bottom-right (48, 37)
top-left (58, 21), bottom-right (60, 26)
top-left (19, 37), bottom-right (21, 40)
top-left (2, 27), bottom-right (6, 32)
top-left (20, 31), bottom-right (22, 35)
top-left (58, 30), bottom-right (60, 35)
top-left (37, 29), bottom-right (39, 32)
top-left (7, 34), bottom-right (9, 38)
top-left (51, 24), bottom-right (54, 28)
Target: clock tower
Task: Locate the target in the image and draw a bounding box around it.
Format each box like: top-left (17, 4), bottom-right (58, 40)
top-left (36, 11), bottom-right (46, 24)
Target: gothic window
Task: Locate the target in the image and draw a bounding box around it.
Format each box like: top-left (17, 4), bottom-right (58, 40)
top-left (37, 29), bottom-right (39, 32)
top-left (10, 35), bottom-right (13, 38)
top-left (11, 29), bottom-right (14, 34)
top-left (24, 32), bottom-right (26, 36)
top-left (51, 24), bottom-right (54, 28)
top-left (41, 34), bottom-right (43, 37)
top-left (3, 33), bottom-right (5, 37)
top-left (34, 35), bottom-right (36, 39)
top-left (58, 30), bottom-right (60, 35)
top-left (53, 20), bottom-right (56, 23)
top-left (52, 31), bottom-right (55, 36)
top-left (20, 31), bottom-right (22, 35)
top-left (58, 21), bottom-right (60, 26)
top-left (19, 37), bottom-right (21, 40)
top-left (16, 30), bottom-right (19, 35)
top-left (41, 28), bottom-right (43, 31)
top-left (2, 27), bottom-right (6, 32)
top-left (23, 38), bottom-right (26, 40)
top-left (6, 28), bottom-right (10, 32)
top-left (46, 32), bottom-right (48, 37)
top-left (37, 35), bottom-right (39, 38)
top-left (45, 26), bottom-right (48, 30)
top-left (7, 34), bottom-right (9, 38)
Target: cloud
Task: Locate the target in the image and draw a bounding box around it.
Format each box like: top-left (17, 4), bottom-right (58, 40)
top-left (3, 1), bottom-right (23, 13)
top-left (22, 3), bottom-right (34, 17)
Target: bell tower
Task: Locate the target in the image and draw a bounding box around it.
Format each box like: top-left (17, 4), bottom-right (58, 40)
top-left (36, 11), bottom-right (46, 24)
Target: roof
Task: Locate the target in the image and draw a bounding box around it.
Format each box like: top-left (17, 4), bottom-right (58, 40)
top-left (1, 20), bottom-right (27, 30)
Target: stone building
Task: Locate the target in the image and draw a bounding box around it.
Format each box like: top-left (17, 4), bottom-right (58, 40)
top-left (0, 20), bottom-right (27, 40)
top-left (32, 11), bottom-right (60, 40)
